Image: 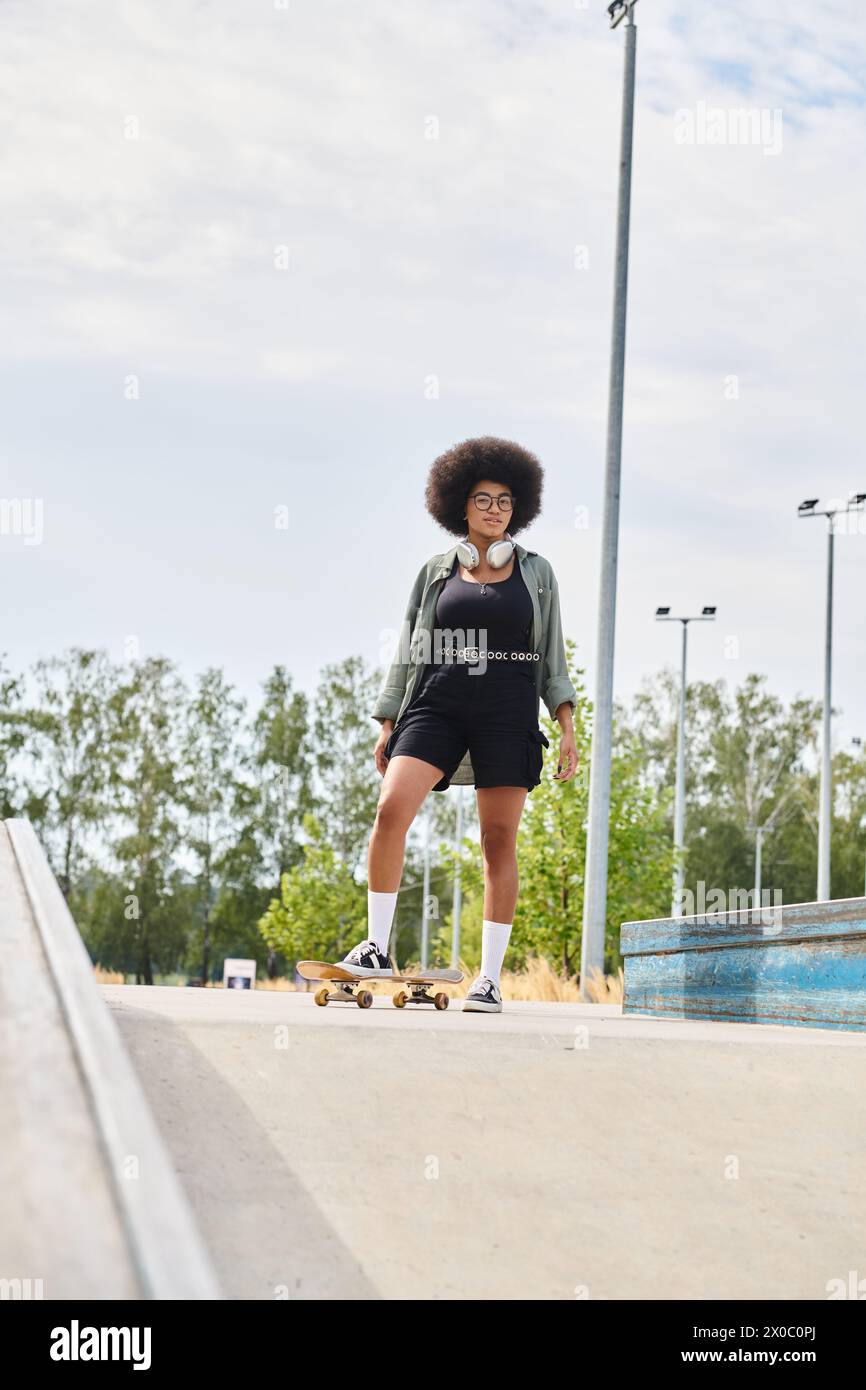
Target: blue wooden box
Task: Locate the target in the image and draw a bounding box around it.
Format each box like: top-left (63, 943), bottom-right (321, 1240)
top-left (620, 896), bottom-right (866, 1033)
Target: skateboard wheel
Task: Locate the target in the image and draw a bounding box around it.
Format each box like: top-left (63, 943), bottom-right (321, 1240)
top-left (434, 992), bottom-right (449, 1010)
top-left (393, 990), bottom-right (408, 1008)
top-left (357, 990), bottom-right (373, 1009)
top-left (314, 987), bottom-right (330, 1007)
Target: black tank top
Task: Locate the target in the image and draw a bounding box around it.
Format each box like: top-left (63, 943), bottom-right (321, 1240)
top-left (421, 555), bottom-right (534, 685)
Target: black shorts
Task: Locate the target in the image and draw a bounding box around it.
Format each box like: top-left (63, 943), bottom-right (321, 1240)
top-left (383, 665), bottom-right (550, 792)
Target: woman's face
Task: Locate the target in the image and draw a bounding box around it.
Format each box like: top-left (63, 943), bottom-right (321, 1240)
top-left (466, 477), bottom-right (514, 537)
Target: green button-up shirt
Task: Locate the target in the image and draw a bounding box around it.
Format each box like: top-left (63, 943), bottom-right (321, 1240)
top-left (372, 540), bottom-right (576, 787)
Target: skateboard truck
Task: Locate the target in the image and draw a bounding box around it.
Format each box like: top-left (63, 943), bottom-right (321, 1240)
top-left (314, 981), bottom-right (375, 1010)
top-left (392, 983), bottom-right (450, 1011)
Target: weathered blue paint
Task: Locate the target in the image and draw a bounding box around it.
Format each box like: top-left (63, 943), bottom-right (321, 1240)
top-left (620, 896), bottom-right (866, 1032)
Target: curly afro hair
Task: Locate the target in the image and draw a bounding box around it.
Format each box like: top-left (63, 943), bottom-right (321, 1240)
top-left (424, 435), bottom-right (544, 538)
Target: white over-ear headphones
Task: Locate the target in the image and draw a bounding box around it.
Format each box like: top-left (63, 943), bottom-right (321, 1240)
top-left (456, 530), bottom-right (515, 570)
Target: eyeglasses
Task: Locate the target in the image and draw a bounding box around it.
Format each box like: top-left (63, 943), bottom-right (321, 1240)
top-left (470, 492), bottom-right (514, 512)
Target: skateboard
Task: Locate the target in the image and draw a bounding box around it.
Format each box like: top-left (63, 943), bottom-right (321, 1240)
top-left (297, 960), bottom-right (464, 1010)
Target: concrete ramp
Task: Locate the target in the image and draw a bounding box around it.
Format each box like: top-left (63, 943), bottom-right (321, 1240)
top-left (0, 819), bottom-right (220, 1300)
top-left (104, 977), bottom-right (866, 1300)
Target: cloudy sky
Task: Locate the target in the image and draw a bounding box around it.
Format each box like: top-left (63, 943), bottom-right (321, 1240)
top-left (1, 0), bottom-right (864, 747)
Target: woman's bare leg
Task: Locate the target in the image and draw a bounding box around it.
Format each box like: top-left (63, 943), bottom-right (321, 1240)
top-left (367, 754), bottom-right (445, 891)
top-left (475, 786), bottom-right (528, 922)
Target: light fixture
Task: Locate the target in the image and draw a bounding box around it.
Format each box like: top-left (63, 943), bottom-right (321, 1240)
top-left (608, 0), bottom-right (638, 28)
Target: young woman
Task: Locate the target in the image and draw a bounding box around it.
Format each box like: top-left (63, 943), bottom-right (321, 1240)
top-left (343, 436), bottom-right (578, 1013)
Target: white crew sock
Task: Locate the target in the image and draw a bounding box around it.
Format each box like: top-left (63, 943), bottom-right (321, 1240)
top-left (480, 919), bottom-right (512, 985)
top-left (367, 889), bottom-right (399, 955)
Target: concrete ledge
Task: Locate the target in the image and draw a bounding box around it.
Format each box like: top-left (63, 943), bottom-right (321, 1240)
top-left (621, 895), bottom-right (866, 1032)
top-left (6, 819), bottom-right (222, 1299)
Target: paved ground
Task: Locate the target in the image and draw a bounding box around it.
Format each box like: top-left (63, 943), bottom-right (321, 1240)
top-left (102, 984), bottom-right (866, 1300)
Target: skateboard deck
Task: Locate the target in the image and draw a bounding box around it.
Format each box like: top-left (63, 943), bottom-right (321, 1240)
top-left (297, 960), bottom-right (464, 1010)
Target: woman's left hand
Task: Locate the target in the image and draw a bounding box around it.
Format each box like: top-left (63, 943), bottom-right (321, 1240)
top-left (554, 730), bottom-right (579, 782)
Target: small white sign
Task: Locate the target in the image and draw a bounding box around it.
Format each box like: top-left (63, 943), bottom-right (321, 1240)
top-left (223, 958), bottom-right (256, 990)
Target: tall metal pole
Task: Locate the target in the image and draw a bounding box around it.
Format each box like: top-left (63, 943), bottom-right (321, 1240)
top-left (851, 734), bottom-right (865, 896)
top-left (581, 8), bottom-right (637, 994)
top-left (451, 787), bottom-right (463, 969)
top-left (817, 519), bottom-right (834, 901)
top-left (672, 621), bottom-right (688, 916)
top-left (754, 825), bottom-right (763, 905)
top-left (798, 493), bottom-right (865, 898)
top-left (656, 606), bottom-right (715, 914)
top-left (861, 743), bottom-right (866, 900)
top-left (421, 799), bottom-right (431, 968)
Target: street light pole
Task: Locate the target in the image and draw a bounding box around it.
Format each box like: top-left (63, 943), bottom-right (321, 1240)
top-left (421, 798), bottom-right (431, 968)
top-left (656, 606), bottom-right (716, 916)
top-left (674, 620), bottom-right (687, 913)
top-left (581, 0), bottom-right (639, 995)
top-left (819, 519), bottom-right (834, 901)
top-left (451, 786), bottom-right (464, 969)
top-left (798, 493), bottom-right (866, 902)
top-left (852, 737), bottom-right (865, 899)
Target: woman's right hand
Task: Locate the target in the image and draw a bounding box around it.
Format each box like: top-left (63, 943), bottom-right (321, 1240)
top-left (375, 721), bottom-right (394, 777)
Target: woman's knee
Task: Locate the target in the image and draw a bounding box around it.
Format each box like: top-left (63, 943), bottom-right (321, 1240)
top-left (480, 823), bottom-right (517, 865)
top-left (373, 793), bottom-right (414, 838)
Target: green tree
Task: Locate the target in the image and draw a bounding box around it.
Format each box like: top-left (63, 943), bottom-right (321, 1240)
top-left (311, 655), bottom-right (382, 875)
top-left (242, 665), bottom-right (314, 977)
top-left (209, 822), bottom-right (276, 977)
top-left (20, 649), bottom-right (118, 897)
top-left (824, 740), bottom-right (866, 901)
top-left (0, 656), bottom-right (26, 818)
top-left (179, 667), bottom-right (247, 984)
top-left (108, 657), bottom-right (188, 984)
top-left (250, 666), bottom-right (313, 875)
top-left (698, 675), bottom-right (818, 905)
top-left (77, 862), bottom-right (199, 981)
top-left (257, 812), bottom-right (365, 966)
top-left (622, 669), bottom-right (820, 911)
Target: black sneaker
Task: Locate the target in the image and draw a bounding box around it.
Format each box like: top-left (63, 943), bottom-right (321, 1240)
top-left (462, 974), bottom-right (503, 1013)
top-left (340, 939), bottom-right (395, 977)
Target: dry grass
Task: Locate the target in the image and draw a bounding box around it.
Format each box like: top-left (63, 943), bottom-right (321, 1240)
top-left (94, 957), bottom-right (624, 1002)
top-left (93, 965), bottom-right (125, 984)
top-left (461, 955), bottom-right (622, 1003)
top-left (579, 964), bottom-right (624, 1004)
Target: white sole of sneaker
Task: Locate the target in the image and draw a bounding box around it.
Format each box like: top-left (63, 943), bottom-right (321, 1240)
top-left (462, 1000), bottom-right (502, 1012)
